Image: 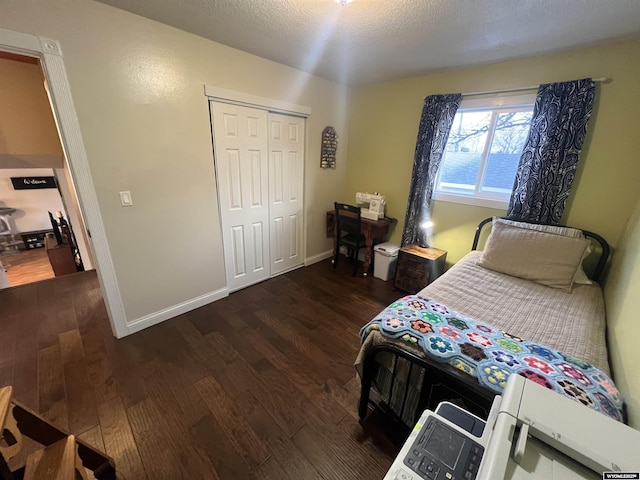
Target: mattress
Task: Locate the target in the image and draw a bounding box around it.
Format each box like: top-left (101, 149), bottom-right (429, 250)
top-left (358, 251), bottom-right (610, 375)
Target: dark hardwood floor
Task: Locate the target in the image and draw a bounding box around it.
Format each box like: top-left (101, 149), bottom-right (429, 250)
top-left (0, 258), bottom-right (403, 479)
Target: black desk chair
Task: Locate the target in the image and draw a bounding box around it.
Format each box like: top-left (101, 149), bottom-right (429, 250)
top-left (333, 202), bottom-right (367, 276)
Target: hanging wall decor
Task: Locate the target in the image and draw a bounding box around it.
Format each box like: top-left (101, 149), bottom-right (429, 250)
top-left (321, 126), bottom-right (337, 168)
top-left (10, 176), bottom-right (57, 189)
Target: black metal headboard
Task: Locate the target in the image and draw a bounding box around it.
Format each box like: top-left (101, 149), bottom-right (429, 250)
top-left (471, 217), bottom-right (610, 283)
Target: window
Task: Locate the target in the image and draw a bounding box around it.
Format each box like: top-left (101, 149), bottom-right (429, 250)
top-left (434, 94), bottom-right (535, 209)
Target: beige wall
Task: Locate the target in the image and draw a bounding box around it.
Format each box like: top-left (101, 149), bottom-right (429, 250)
top-left (0, 0), bottom-right (349, 320)
top-left (347, 37), bottom-right (640, 427)
top-left (604, 197), bottom-right (640, 427)
top-left (0, 57), bottom-right (63, 168)
top-left (347, 37), bottom-right (640, 264)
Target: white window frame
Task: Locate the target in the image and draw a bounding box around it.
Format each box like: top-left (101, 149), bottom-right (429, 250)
top-left (433, 93), bottom-right (536, 210)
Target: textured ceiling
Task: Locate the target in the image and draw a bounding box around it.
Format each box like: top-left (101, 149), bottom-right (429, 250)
top-left (96, 0), bottom-right (640, 85)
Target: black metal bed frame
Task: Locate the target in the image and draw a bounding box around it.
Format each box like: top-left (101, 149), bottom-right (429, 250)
top-left (358, 344), bottom-right (496, 434)
top-left (358, 217), bottom-right (612, 432)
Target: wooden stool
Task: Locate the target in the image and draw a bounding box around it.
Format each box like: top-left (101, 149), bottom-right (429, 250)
top-left (24, 435), bottom-right (90, 480)
top-left (0, 386), bottom-right (115, 479)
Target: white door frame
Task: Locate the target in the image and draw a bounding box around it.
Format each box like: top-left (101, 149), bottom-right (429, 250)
top-left (0, 27), bottom-right (128, 338)
top-left (204, 85), bottom-right (311, 117)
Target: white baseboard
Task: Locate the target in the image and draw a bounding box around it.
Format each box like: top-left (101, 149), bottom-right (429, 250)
top-left (124, 287), bottom-right (229, 336)
top-left (305, 249), bottom-right (333, 266)
top-left (124, 251), bottom-right (338, 336)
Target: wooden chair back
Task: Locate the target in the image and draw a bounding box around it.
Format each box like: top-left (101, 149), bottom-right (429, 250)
top-left (334, 203), bottom-right (362, 237)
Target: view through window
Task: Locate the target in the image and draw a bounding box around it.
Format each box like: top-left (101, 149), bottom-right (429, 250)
top-left (434, 96), bottom-right (535, 209)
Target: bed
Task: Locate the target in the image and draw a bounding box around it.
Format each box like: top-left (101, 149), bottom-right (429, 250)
top-left (355, 217), bottom-right (624, 432)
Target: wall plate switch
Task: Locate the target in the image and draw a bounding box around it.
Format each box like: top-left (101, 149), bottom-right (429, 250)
top-left (119, 191), bottom-right (133, 206)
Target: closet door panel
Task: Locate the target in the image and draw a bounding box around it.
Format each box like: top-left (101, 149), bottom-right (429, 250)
top-left (211, 101), bottom-right (269, 291)
top-left (268, 113), bottom-right (305, 275)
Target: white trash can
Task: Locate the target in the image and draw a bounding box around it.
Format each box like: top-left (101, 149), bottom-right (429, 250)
top-left (373, 242), bottom-right (400, 281)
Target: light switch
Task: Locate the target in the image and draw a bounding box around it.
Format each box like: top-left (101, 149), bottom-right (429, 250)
top-left (119, 191), bottom-right (133, 206)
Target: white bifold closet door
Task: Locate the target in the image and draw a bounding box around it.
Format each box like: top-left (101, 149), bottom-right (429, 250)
top-left (268, 113), bottom-right (304, 276)
top-left (210, 101), bottom-right (304, 292)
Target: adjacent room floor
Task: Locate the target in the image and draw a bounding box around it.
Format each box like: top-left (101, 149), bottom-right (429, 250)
top-left (0, 257), bottom-right (402, 479)
top-left (1, 247), bottom-right (55, 287)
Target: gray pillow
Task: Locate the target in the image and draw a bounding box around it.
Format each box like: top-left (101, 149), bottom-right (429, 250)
top-left (493, 217), bottom-right (592, 284)
top-left (479, 221), bottom-right (590, 292)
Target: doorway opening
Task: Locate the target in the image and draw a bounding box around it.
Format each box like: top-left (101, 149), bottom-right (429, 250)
top-left (0, 51), bottom-right (93, 289)
top-left (0, 27), bottom-right (127, 338)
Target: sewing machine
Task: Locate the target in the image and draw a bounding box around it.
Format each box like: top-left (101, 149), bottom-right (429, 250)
top-left (355, 192), bottom-right (386, 221)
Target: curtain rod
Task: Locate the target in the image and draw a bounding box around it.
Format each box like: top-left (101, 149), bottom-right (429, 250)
top-left (460, 77), bottom-right (609, 98)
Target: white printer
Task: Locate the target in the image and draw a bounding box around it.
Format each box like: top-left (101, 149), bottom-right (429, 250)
top-left (384, 374), bottom-right (640, 480)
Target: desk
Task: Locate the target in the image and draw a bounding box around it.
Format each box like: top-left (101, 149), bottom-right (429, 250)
top-left (326, 210), bottom-right (396, 275)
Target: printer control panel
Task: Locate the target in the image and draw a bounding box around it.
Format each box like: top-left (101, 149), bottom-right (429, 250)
top-left (403, 416), bottom-right (484, 480)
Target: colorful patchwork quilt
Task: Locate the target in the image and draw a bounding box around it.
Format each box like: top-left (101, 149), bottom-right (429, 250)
top-left (360, 295), bottom-right (624, 422)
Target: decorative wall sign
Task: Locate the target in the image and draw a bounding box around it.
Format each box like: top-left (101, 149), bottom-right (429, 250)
top-left (11, 176), bottom-right (57, 190)
top-left (321, 126), bottom-right (337, 168)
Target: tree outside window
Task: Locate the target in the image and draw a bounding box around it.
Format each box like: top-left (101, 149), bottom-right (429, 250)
top-left (435, 101), bottom-right (534, 208)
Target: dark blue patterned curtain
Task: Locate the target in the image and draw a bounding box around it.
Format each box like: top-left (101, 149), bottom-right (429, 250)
top-left (506, 78), bottom-right (596, 224)
top-left (401, 94), bottom-right (462, 246)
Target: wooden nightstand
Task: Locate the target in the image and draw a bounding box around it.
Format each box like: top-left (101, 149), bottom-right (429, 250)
top-left (394, 245), bottom-right (447, 293)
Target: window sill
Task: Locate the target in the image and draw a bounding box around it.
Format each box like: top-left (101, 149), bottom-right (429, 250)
top-left (433, 192), bottom-right (509, 210)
